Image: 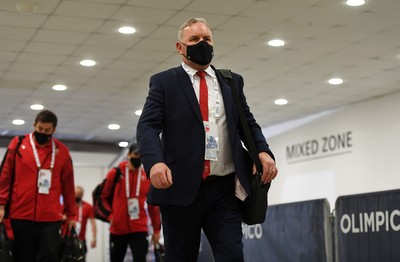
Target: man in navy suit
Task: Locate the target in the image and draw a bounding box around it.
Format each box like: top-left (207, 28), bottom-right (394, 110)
top-left (137, 17), bottom-right (278, 262)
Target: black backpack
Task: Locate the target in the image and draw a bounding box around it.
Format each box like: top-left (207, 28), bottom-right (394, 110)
top-left (92, 167), bottom-right (121, 222)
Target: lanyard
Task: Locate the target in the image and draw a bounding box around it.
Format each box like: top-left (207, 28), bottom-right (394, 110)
top-left (125, 163), bottom-right (142, 199)
top-left (29, 133), bottom-right (55, 170)
top-left (78, 203), bottom-right (82, 222)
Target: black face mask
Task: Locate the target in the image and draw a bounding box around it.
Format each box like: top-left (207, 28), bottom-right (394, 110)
top-left (130, 158), bottom-right (142, 168)
top-left (75, 197), bottom-right (81, 203)
top-left (184, 40), bottom-right (214, 66)
top-left (34, 131), bottom-right (52, 145)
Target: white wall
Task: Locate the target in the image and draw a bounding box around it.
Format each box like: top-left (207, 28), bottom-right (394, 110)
top-left (71, 151), bottom-right (117, 262)
top-left (264, 90), bottom-right (400, 211)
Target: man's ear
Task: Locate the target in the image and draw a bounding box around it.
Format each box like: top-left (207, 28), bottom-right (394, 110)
top-left (176, 41), bottom-right (184, 55)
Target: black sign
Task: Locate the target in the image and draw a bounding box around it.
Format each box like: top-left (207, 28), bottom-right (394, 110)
top-left (335, 189), bottom-right (400, 262)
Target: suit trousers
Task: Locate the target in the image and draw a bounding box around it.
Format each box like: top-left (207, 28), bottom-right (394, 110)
top-left (160, 173), bottom-right (244, 262)
top-left (11, 219), bottom-right (61, 262)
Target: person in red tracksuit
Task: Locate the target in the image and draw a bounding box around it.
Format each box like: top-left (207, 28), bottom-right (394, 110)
top-left (0, 110), bottom-right (76, 262)
top-left (101, 143), bottom-right (161, 262)
top-left (73, 185), bottom-right (97, 255)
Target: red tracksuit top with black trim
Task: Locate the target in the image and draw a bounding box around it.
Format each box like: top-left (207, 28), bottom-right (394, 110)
top-left (100, 161), bottom-right (161, 235)
top-left (0, 134), bottom-right (76, 221)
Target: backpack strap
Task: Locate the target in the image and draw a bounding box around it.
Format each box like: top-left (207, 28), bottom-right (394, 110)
top-left (0, 135), bottom-right (25, 217)
top-left (98, 167), bottom-right (122, 220)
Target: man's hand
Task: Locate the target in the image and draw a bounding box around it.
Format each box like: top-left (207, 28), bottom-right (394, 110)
top-left (151, 232), bottom-right (161, 246)
top-left (90, 239), bottom-right (96, 248)
top-left (67, 219), bottom-right (76, 230)
top-left (150, 163), bottom-right (173, 189)
top-left (257, 152), bottom-right (278, 184)
top-left (0, 205), bottom-right (5, 223)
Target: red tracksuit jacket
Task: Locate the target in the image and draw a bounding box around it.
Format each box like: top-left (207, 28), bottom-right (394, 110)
top-left (0, 134), bottom-right (76, 221)
top-left (100, 161), bottom-right (161, 235)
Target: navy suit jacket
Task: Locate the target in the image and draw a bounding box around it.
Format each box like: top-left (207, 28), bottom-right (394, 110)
top-left (137, 65), bottom-right (273, 206)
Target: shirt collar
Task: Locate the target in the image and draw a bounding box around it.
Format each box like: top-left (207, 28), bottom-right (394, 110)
top-left (181, 63), bottom-right (216, 84)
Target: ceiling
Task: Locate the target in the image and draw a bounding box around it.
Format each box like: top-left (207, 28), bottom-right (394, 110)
top-left (1, 0), bottom-right (399, 150)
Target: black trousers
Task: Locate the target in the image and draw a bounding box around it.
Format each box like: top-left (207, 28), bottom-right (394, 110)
top-left (160, 174), bottom-right (244, 262)
top-left (11, 219), bottom-right (61, 262)
top-left (109, 232), bottom-right (148, 262)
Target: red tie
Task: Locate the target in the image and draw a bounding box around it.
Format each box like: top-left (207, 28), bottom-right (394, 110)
top-left (197, 71), bottom-right (210, 180)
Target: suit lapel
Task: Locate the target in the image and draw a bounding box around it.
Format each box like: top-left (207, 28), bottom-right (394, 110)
top-left (175, 66), bottom-right (203, 124)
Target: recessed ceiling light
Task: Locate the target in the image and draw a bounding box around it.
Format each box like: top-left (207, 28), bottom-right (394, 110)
top-left (80, 59), bottom-right (96, 67)
top-left (13, 119), bottom-right (25, 125)
top-left (31, 104), bottom-right (44, 110)
top-left (328, 78), bottom-right (344, 85)
top-left (118, 141), bottom-right (129, 148)
top-left (267, 39), bottom-right (285, 47)
top-left (135, 110), bottom-right (142, 116)
top-left (346, 0), bottom-right (365, 7)
top-left (108, 124), bottom-right (120, 130)
top-left (52, 84), bottom-right (67, 91)
top-left (274, 99), bottom-right (288, 105)
top-left (118, 26), bottom-right (136, 34)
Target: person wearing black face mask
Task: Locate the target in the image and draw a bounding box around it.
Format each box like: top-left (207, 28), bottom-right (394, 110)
top-left (137, 17), bottom-right (277, 262)
top-left (0, 110), bottom-right (76, 262)
top-left (100, 143), bottom-right (161, 262)
top-left (61, 186), bottom-right (97, 258)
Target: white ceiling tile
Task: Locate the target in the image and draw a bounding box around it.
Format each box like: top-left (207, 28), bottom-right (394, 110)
top-left (84, 34), bottom-right (139, 48)
top-left (126, 0), bottom-right (191, 10)
top-left (0, 39), bottom-right (27, 52)
top-left (24, 41), bottom-right (77, 55)
top-left (111, 6), bottom-right (176, 24)
top-left (0, 26), bottom-right (37, 41)
top-left (54, 1), bottom-right (119, 19)
top-left (0, 11), bottom-right (47, 27)
top-left (43, 16), bottom-right (104, 32)
top-left (33, 29), bottom-right (88, 44)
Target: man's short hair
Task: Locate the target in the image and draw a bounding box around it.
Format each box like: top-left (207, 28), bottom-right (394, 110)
top-left (178, 17), bottom-right (209, 41)
top-left (129, 143), bottom-right (139, 154)
top-left (35, 110), bottom-right (58, 128)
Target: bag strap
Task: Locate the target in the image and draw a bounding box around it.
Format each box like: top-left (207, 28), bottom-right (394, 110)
top-left (217, 69), bottom-right (263, 174)
top-left (0, 135), bottom-right (25, 217)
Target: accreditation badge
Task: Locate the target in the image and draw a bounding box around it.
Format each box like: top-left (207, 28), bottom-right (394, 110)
top-left (204, 121), bottom-right (219, 161)
top-left (37, 169), bottom-right (52, 194)
top-left (128, 198), bottom-right (140, 220)
top-left (75, 222), bottom-right (82, 236)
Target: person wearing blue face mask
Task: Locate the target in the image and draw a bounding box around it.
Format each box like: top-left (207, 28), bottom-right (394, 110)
top-left (137, 17), bottom-right (278, 262)
top-left (0, 110), bottom-right (76, 262)
top-left (100, 143), bottom-right (161, 262)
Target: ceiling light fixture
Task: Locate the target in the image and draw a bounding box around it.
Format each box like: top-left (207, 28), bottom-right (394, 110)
top-left (108, 124), bottom-right (120, 130)
top-left (118, 141), bottom-right (129, 148)
top-left (328, 78), bottom-right (344, 85)
top-left (80, 59), bottom-right (96, 67)
top-left (118, 26), bottom-right (136, 34)
top-left (15, 2), bottom-right (38, 14)
top-left (274, 98), bottom-right (288, 105)
top-left (345, 0), bottom-right (366, 7)
top-left (267, 39), bottom-right (285, 47)
top-left (12, 119), bottom-right (25, 125)
top-left (52, 84), bottom-right (67, 91)
top-left (31, 104), bottom-right (44, 110)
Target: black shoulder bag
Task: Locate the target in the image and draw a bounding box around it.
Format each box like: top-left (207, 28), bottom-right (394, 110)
top-left (218, 69), bottom-right (271, 225)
